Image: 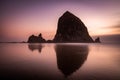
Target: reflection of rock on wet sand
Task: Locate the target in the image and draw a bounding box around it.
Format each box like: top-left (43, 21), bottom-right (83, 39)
top-left (55, 45), bottom-right (89, 77)
top-left (28, 44), bottom-right (43, 53)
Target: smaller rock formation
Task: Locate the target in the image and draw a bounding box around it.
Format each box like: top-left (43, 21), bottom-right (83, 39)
top-left (47, 40), bottom-right (53, 43)
top-left (95, 37), bottom-right (101, 43)
top-left (27, 33), bottom-right (46, 43)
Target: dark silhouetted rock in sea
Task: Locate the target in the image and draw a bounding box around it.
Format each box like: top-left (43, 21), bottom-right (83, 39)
top-left (46, 40), bottom-right (53, 43)
top-left (53, 11), bottom-right (94, 43)
top-left (27, 33), bottom-right (46, 43)
top-left (95, 37), bottom-right (101, 43)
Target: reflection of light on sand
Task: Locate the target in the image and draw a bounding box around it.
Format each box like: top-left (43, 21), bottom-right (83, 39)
top-left (71, 44), bottom-right (120, 79)
top-left (0, 43), bottom-right (120, 79)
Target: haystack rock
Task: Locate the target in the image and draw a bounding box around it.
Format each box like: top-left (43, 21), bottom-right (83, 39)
top-left (53, 11), bottom-right (94, 43)
top-left (27, 33), bottom-right (46, 43)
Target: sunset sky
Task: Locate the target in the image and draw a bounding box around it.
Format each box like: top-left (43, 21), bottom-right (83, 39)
top-left (0, 0), bottom-right (120, 42)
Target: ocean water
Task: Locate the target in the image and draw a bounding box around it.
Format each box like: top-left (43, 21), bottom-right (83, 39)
top-left (0, 43), bottom-right (120, 80)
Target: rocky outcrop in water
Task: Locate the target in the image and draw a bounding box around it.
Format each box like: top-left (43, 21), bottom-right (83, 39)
top-left (27, 33), bottom-right (46, 43)
top-left (53, 11), bottom-right (94, 43)
top-left (27, 11), bottom-right (96, 43)
top-left (95, 37), bottom-right (101, 43)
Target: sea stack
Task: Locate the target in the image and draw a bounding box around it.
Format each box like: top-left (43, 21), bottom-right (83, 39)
top-left (53, 11), bottom-right (94, 43)
top-left (95, 37), bottom-right (101, 43)
top-left (27, 33), bottom-right (46, 43)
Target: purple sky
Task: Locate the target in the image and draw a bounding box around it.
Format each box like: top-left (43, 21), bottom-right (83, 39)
top-left (0, 0), bottom-right (120, 42)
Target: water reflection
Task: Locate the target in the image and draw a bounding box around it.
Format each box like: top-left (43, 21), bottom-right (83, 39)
top-left (55, 45), bottom-right (89, 77)
top-left (28, 44), bottom-right (43, 53)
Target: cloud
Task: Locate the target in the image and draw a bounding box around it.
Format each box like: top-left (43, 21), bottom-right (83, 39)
top-left (98, 23), bottom-right (120, 35)
top-left (102, 23), bottom-right (120, 30)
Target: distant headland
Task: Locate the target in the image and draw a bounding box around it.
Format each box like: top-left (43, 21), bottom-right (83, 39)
top-left (27, 11), bottom-right (100, 43)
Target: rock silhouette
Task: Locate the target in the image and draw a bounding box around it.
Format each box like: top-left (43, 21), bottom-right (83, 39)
top-left (27, 33), bottom-right (46, 43)
top-left (55, 44), bottom-right (89, 77)
top-left (27, 11), bottom-right (97, 43)
top-left (46, 40), bottom-right (53, 43)
top-left (95, 37), bottom-right (101, 43)
top-left (53, 11), bottom-right (94, 43)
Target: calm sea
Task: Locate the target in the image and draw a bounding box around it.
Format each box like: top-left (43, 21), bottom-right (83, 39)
top-left (0, 43), bottom-right (120, 80)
